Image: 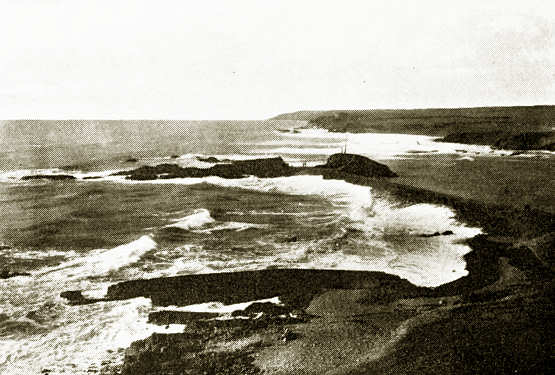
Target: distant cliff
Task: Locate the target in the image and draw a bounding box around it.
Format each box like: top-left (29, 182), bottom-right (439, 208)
top-left (273, 105), bottom-right (553, 133)
top-left (272, 105), bottom-right (555, 150)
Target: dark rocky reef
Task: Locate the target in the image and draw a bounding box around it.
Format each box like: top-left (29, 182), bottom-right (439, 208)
top-left (418, 230), bottom-right (454, 238)
top-left (0, 269), bottom-right (31, 279)
top-left (59, 290), bottom-right (105, 305)
top-left (111, 154), bottom-right (398, 181)
top-left (112, 157), bottom-right (293, 180)
top-left (104, 269), bottom-right (427, 307)
top-left (20, 174), bottom-right (76, 181)
top-left (196, 156), bottom-right (224, 163)
top-left (320, 153), bottom-right (398, 177)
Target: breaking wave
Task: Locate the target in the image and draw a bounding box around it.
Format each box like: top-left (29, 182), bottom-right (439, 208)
top-left (165, 209), bottom-right (216, 230)
top-left (165, 208), bottom-right (267, 234)
top-left (35, 235), bottom-right (156, 280)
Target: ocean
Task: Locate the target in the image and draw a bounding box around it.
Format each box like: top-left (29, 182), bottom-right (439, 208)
top-left (0, 119), bottom-right (522, 374)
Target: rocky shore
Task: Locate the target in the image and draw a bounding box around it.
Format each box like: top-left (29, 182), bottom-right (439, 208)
top-left (57, 153), bottom-right (553, 374)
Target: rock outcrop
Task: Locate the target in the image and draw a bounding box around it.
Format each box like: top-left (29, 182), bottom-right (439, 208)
top-left (20, 175), bottom-right (76, 181)
top-left (112, 157), bottom-right (292, 180)
top-left (111, 154), bottom-right (398, 181)
top-left (59, 290), bottom-right (104, 305)
top-left (104, 269), bottom-right (426, 307)
top-left (321, 153), bottom-right (398, 177)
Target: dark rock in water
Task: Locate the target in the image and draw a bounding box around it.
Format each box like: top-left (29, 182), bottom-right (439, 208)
top-left (0, 313), bottom-right (9, 322)
top-left (419, 230), bottom-right (454, 238)
top-left (61, 290), bottom-right (84, 299)
top-left (283, 235), bottom-right (298, 243)
top-left (60, 290), bottom-right (85, 301)
top-left (114, 157), bottom-right (293, 180)
top-left (322, 153), bottom-right (398, 177)
top-left (0, 269), bottom-right (31, 279)
top-left (196, 156), bottom-right (221, 163)
top-left (0, 245), bottom-right (10, 250)
top-left (83, 176), bottom-right (102, 180)
top-left (170, 154), bottom-right (179, 159)
top-left (105, 269), bottom-right (427, 307)
top-left (21, 174), bottom-right (76, 181)
top-left (114, 154), bottom-right (397, 181)
top-left (148, 311), bottom-right (220, 325)
top-left (125, 158), bottom-right (139, 163)
top-left (60, 290), bottom-right (104, 305)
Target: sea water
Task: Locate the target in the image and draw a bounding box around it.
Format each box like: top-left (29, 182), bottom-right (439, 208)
top-left (0, 120), bottom-right (488, 374)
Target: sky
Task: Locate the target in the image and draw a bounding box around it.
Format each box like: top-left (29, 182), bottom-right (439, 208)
top-left (0, 0), bottom-right (553, 119)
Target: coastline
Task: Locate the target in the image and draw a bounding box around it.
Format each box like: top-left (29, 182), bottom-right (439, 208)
top-left (78, 155), bottom-right (554, 374)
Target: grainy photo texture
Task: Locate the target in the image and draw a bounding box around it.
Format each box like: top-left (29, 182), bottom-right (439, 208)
top-left (0, 1), bottom-right (553, 374)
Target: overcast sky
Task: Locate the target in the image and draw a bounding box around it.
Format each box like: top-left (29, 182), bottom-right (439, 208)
top-left (0, 0), bottom-right (553, 119)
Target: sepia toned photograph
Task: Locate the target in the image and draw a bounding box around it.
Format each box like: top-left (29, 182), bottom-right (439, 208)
top-left (0, 1), bottom-right (553, 374)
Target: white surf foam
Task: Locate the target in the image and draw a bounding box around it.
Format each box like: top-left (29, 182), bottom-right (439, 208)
top-left (158, 297), bottom-right (282, 315)
top-left (0, 296), bottom-right (183, 375)
top-left (252, 147), bottom-right (343, 155)
top-left (165, 209), bottom-right (265, 233)
top-left (0, 248), bottom-right (77, 260)
top-left (166, 209), bottom-right (216, 230)
top-left (275, 129), bottom-right (516, 159)
top-left (0, 235), bottom-right (178, 375)
top-left (35, 235), bottom-right (157, 280)
top-left (69, 174), bottom-right (480, 287)
top-left (0, 168), bottom-right (64, 182)
top-left (192, 221), bottom-right (268, 233)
